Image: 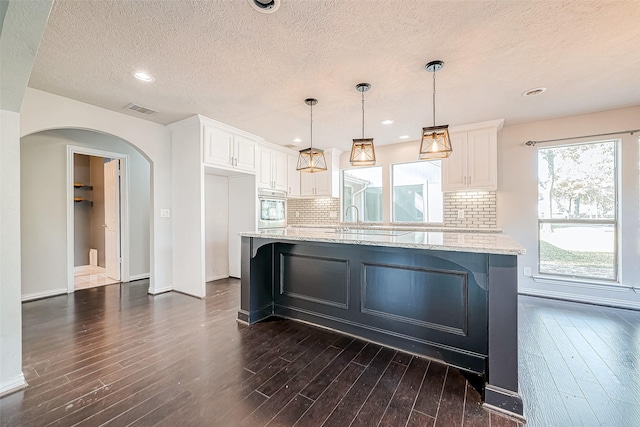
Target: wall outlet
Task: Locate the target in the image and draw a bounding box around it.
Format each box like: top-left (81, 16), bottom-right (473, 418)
top-left (523, 267), bottom-right (532, 277)
top-left (295, 211), bottom-right (300, 218)
top-left (330, 211), bottom-right (338, 219)
top-left (457, 209), bottom-right (465, 219)
top-left (160, 209), bottom-right (171, 218)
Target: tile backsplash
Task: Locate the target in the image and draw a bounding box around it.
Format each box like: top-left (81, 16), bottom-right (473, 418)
top-left (287, 191), bottom-right (497, 228)
top-left (287, 197), bottom-right (341, 225)
top-left (443, 191), bottom-right (496, 228)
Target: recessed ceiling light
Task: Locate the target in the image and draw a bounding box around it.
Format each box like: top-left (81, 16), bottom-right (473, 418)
top-left (381, 119), bottom-right (395, 125)
top-left (293, 138), bottom-right (302, 143)
top-left (131, 71), bottom-right (155, 82)
top-left (399, 135), bottom-right (410, 139)
top-left (522, 87), bottom-right (546, 97)
top-left (248, 0), bottom-right (281, 13)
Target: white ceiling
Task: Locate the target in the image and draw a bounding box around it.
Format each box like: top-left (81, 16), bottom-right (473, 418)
top-left (28, 0), bottom-right (640, 151)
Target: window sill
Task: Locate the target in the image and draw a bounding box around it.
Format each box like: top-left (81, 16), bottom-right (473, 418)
top-left (531, 275), bottom-right (637, 293)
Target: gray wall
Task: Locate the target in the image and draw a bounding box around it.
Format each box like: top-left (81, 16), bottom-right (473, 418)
top-left (21, 128), bottom-right (151, 298)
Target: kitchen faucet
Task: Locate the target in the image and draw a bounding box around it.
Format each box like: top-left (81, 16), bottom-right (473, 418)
top-left (345, 205), bottom-right (360, 225)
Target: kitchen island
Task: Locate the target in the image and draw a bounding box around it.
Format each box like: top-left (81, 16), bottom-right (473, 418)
top-left (238, 228), bottom-right (525, 419)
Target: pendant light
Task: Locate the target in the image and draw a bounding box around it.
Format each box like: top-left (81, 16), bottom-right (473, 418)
top-left (350, 83), bottom-right (376, 166)
top-left (419, 60), bottom-right (452, 160)
top-left (297, 98), bottom-right (327, 173)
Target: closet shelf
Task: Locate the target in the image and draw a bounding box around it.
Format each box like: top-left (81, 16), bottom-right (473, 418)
top-left (74, 197), bottom-right (93, 205)
top-left (73, 183), bottom-right (93, 190)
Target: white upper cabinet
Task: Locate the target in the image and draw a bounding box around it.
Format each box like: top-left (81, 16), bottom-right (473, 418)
top-left (299, 148), bottom-right (342, 197)
top-left (442, 119), bottom-right (503, 192)
top-left (203, 123), bottom-right (256, 172)
top-left (258, 146), bottom-right (287, 191)
top-left (287, 154), bottom-right (300, 197)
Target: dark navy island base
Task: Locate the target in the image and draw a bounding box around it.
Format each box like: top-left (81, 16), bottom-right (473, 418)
top-left (238, 236), bottom-right (524, 420)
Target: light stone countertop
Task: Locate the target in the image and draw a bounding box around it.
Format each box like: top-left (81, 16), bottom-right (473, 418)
top-left (240, 228), bottom-right (525, 256)
top-left (287, 224), bottom-right (503, 233)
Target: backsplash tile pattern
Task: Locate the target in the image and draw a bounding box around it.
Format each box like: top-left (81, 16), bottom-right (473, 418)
top-left (443, 191), bottom-right (497, 228)
top-left (287, 197), bottom-right (341, 225)
top-left (288, 191), bottom-right (497, 228)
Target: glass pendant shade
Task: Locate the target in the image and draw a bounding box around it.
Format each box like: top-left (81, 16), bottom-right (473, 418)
top-left (297, 147), bottom-right (327, 172)
top-left (419, 125), bottom-right (452, 159)
top-left (297, 98), bottom-right (327, 173)
top-left (350, 138), bottom-right (376, 166)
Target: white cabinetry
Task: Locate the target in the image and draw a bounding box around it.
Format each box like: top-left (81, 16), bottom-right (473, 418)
top-left (287, 154), bottom-right (300, 196)
top-left (299, 148), bottom-right (342, 197)
top-left (442, 119), bottom-right (503, 192)
top-left (258, 146), bottom-right (287, 191)
top-left (203, 124), bottom-right (256, 173)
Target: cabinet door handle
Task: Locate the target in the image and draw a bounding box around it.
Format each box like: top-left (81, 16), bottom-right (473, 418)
top-left (468, 175), bottom-right (471, 186)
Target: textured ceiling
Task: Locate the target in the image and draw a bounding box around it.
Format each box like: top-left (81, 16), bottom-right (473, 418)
top-left (29, 0), bottom-right (640, 150)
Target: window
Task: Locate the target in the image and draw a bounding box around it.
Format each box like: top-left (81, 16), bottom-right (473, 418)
top-left (342, 167), bottom-right (382, 222)
top-left (537, 140), bottom-right (618, 280)
top-left (392, 161), bottom-right (443, 223)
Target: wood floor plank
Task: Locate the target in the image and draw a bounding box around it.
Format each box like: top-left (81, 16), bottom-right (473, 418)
top-left (406, 410), bottom-right (435, 427)
top-left (461, 382), bottom-right (489, 427)
top-left (433, 367), bottom-right (466, 427)
top-left (412, 360), bottom-right (447, 417)
top-left (378, 357), bottom-right (429, 427)
top-left (349, 360), bottom-right (407, 427)
top-left (320, 347), bottom-right (396, 427)
top-left (293, 363), bottom-right (365, 427)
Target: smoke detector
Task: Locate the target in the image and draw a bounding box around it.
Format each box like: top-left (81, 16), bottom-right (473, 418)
top-left (248, 0), bottom-right (281, 14)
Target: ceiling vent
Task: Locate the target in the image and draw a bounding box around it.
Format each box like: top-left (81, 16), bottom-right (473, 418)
top-left (283, 144), bottom-right (299, 149)
top-left (124, 103), bottom-right (157, 115)
top-left (248, 0), bottom-right (281, 14)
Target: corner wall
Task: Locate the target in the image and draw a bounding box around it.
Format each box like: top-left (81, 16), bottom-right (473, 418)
top-left (498, 105), bottom-right (640, 309)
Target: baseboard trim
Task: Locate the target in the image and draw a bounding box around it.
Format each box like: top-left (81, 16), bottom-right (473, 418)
top-left (519, 288), bottom-right (640, 311)
top-left (128, 273), bottom-right (150, 281)
top-left (0, 373), bottom-right (27, 397)
top-left (22, 288), bottom-right (68, 302)
top-left (148, 286), bottom-right (172, 295)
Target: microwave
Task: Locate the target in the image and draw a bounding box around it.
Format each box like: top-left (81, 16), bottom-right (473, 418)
top-left (258, 189), bottom-right (287, 229)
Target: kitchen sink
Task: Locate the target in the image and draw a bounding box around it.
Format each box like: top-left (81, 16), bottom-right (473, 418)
top-left (334, 229), bottom-right (412, 236)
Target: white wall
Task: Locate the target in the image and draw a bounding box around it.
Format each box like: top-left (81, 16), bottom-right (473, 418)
top-left (20, 129), bottom-right (151, 299)
top-left (0, 110), bottom-right (26, 395)
top-left (20, 88), bottom-right (172, 294)
top-left (0, 0), bottom-right (53, 396)
top-left (498, 105), bottom-right (640, 309)
top-left (205, 174), bottom-right (229, 281)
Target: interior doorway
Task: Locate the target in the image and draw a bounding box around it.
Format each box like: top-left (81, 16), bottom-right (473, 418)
top-left (68, 146), bottom-right (128, 292)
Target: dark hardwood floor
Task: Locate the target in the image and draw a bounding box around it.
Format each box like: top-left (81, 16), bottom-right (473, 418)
top-left (1, 279), bottom-right (636, 426)
top-left (518, 295), bottom-right (640, 427)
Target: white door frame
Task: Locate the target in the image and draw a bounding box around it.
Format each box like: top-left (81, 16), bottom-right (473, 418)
top-left (66, 145), bottom-right (130, 293)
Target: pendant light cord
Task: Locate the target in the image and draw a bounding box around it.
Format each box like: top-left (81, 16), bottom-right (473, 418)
top-left (361, 90), bottom-right (366, 139)
top-left (310, 103), bottom-right (313, 150)
top-left (432, 70), bottom-right (436, 127)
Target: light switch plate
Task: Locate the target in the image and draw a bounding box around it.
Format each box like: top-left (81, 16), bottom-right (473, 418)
top-left (160, 209), bottom-right (171, 218)
top-left (330, 211), bottom-right (338, 219)
top-left (523, 267), bottom-right (532, 277)
top-left (457, 209), bottom-right (465, 219)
